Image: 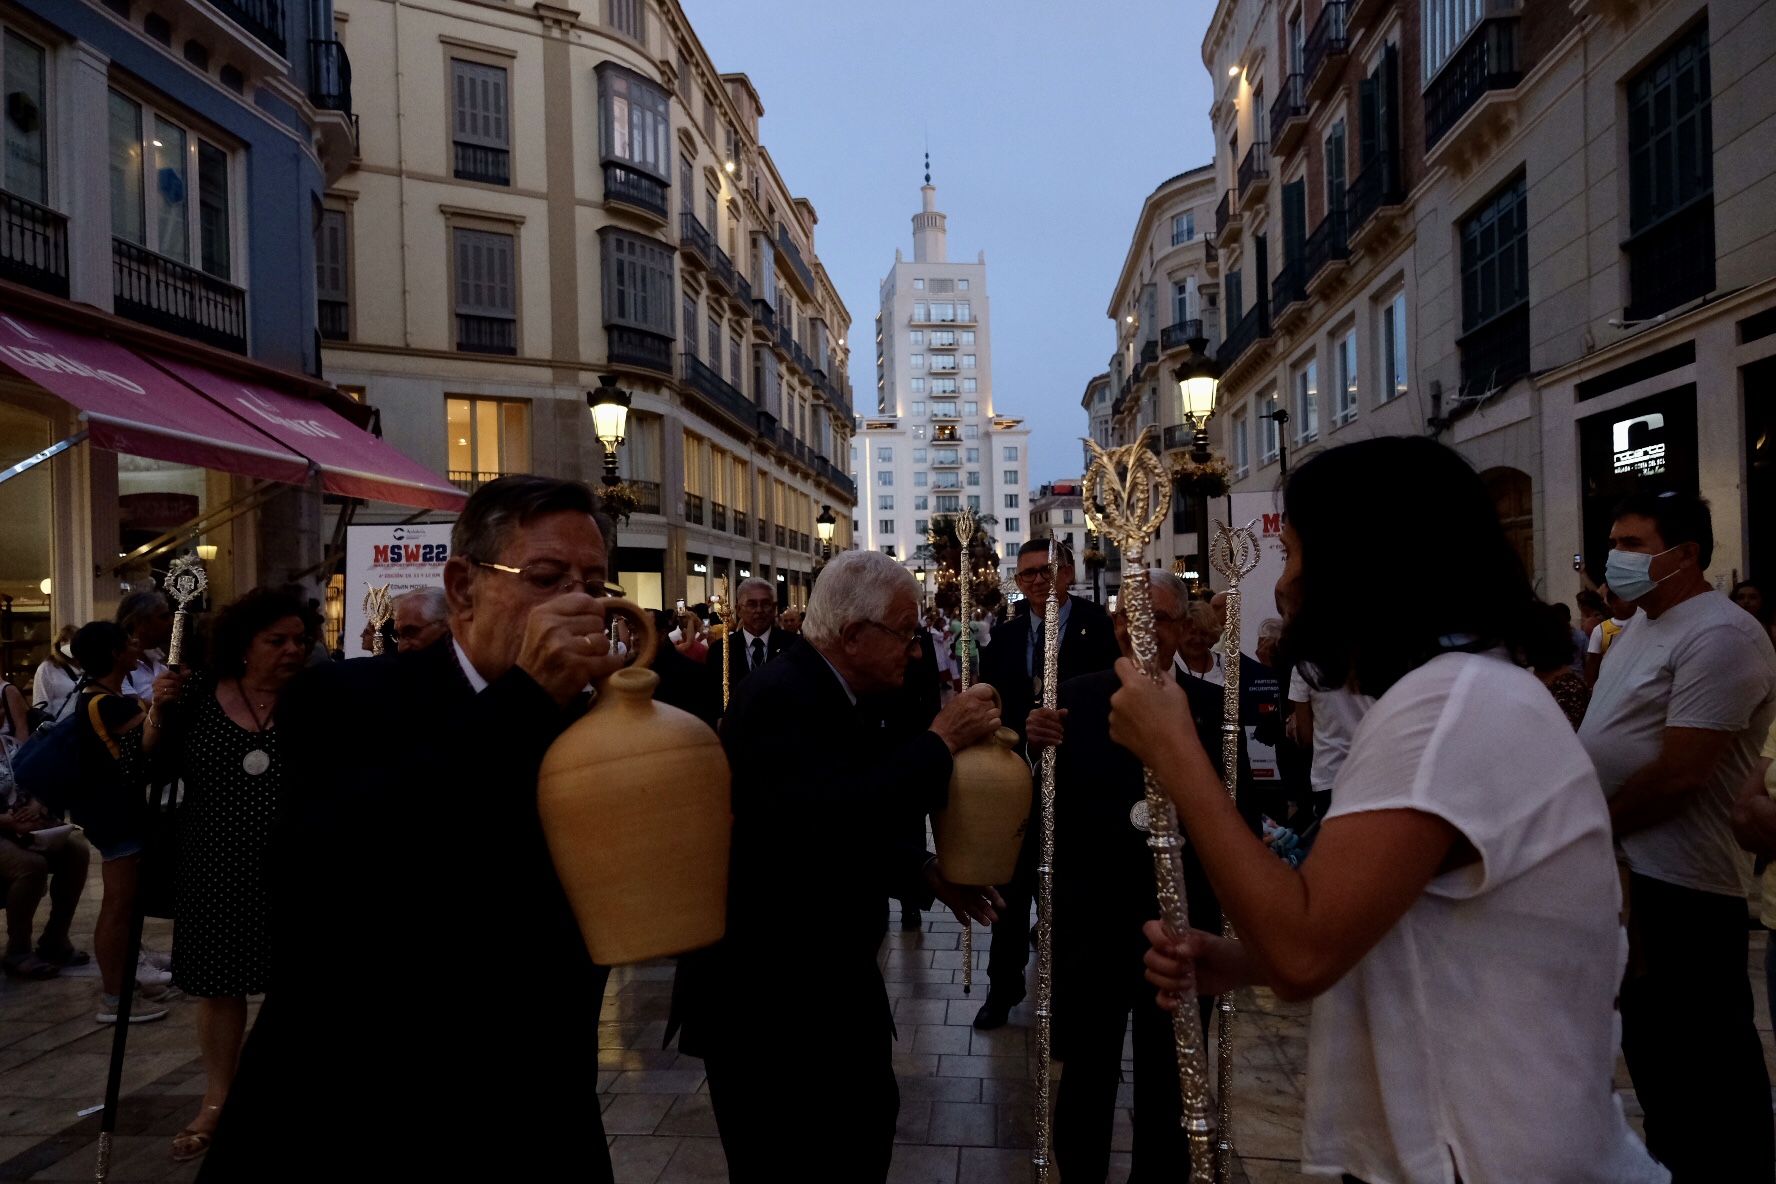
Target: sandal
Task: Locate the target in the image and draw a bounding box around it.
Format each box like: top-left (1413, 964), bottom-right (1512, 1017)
top-left (170, 1105), bottom-right (222, 1162)
top-left (2, 953), bottom-right (59, 980)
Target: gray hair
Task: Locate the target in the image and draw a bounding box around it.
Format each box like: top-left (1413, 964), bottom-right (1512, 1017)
top-left (735, 576), bottom-right (774, 603)
top-left (804, 551), bottom-right (916, 648)
top-left (1258, 617), bottom-right (1285, 642)
top-left (451, 475), bottom-right (600, 564)
top-left (1141, 571), bottom-right (1190, 617)
top-left (395, 586), bottom-right (449, 622)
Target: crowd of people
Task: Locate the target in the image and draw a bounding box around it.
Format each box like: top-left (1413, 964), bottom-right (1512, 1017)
top-left (3, 439), bottom-right (1775, 1181)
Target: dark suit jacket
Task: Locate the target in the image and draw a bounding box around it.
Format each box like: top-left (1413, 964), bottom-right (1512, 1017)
top-left (199, 640), bottom-right (611, 1184)
top-left (672, 641), bottom-right (952, 1060)
top-left (1049, 667), bottom-right (1258, 1057)
top-left (979, 596), bottom-right (1120, 750)
top-left (697, 626), bottom-right (794, 723)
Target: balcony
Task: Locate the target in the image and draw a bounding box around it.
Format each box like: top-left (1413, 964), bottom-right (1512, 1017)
top-left (1346, 0), bottom-right (1387, 34)
top-left (681, 352), bottom-right (755, 429)
top-left (1217, 301), bottom-right (1271, 371)
top-left (1302, 209), bottom-right (1349, 294)
top-left (112, 238), bottom-right (247, 353)
top-left (607, 325), bottom-right (672, 372)
top-left (449, 470), bottom-right (502, 493)
top-left (775, 524), bottom-right (787, 547)
top-left (1270, 74), bottom-right (1309, 156)
top-left (317, 299), bottom-right (349, 341)
top-left (929, 405), bottom-right (961, 422)
top-left (214, 0), bottom-right (285, 57)
top-left (1623, 198), bottom-right (1716, 322)
top-left (758, 518), bottom-right (768, 543)
top-left (1346, 150), bottom-right (1404, 248)
top-left (1458, 303), bottom-right (1530, 393)
top-left (628, 479), bottom-right (663, 514)
top-left (308, 39), bottom-right (351, 115)
top-left (1237, 142), bottom-right (1270, 211)
top-left (751, 297), bottom-right (777, 336)
top-left (931, 451), bottom-right (962, 468)
top-left (685, 493), bottom-right (705, 526)
top-left (775, 223), bottom-right (815, 294)
top-left (711, 502), bottom-right (728, 532)
top-left (454, 143), bottom-right (510, 186)
top-left (679, 212), bottom-right (712, 265)
top-left (1304, 2), bottom-right (1349, 99)
top-left (828, 471), bottom-right (857, 500)
top-left (1271, 258), bottom-right (1308, 331)
top-left (1138, 339), bottom-right (1160, 373)
top-left (1160, 319), bottom-right (1204, 353)
top-left (0, 191), bottom-right (69, 298)
top-left (1162, 423), bottom-right (1204, 453)
top-left (931, 477), bottom-right (962, 491)
top-left (1215, 189), bottom-right (1240, 246)
top-left (1425, 17), bottom-right (1521, 155)
top-left (603, 164), bottom-right (668, 220)
top-left (733, 509), bottom-right (749, 538)
top-left (711, 246), bottom-right (736, 295)
top-left (735, 272), bottom-right (752, 308)
top-left (1204, 237), bottom-right (1219, 267)
top-left (456, 313), bottom-right (516, 355)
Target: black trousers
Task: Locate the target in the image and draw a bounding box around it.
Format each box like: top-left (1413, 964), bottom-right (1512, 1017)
top-left (985, 822), bottom-right (1039, 1003)
top-left (703, 1025), bottom-right (898, 1183)
top-left (1621, 872), bottom-right (1774, 1183)
top-left (1054, 972), bottom-right (1208, 1183)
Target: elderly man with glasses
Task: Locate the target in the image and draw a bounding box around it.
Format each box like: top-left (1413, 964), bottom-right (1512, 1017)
top-left (973, 538), bottom-right (1122, 1031)
top-left (199, 476), bottom-right (630, 1184)
top-left (670, 549), bottom-right (1004, 1183)
top-left (699, 576), bottom-right (792, 724)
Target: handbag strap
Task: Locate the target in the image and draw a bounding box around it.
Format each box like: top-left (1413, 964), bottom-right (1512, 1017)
top-left (85, 693), bottom-right (121, 761)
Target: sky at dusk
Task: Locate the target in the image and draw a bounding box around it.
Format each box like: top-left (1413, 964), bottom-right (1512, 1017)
top-left (681, 0), bottom-right (1219, 487)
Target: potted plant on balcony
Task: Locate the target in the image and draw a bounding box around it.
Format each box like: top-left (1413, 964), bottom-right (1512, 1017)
top-left (596, 481), bottom-right (645, 525)
top-left (1171, 455), bottom-right (1233, 500)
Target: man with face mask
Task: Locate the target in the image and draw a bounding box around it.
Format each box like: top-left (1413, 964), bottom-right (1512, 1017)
top-left (1578, 490), bottom-right (1776, 1182)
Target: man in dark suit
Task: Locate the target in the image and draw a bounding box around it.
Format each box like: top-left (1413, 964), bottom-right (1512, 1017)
top-left (672, 550), bottom-right (1003, 1183)
top-left (699, 575), bottom-right (792, 724)
top-left (890, 621), bottom-right (947, 931)
top-left (199, 477), bottom-right (628, 1183)
top-left (975, 538), bottom-right (1122, 1029)
top-left (1029, 571), bottom-right (1259, 1182)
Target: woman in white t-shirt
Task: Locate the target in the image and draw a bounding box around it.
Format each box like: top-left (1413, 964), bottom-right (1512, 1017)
top-left (1108, 437), bottom-right (1665, 1184)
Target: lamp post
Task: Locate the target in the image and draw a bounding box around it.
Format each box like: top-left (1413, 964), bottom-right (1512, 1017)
top-left (816, 504), bottom-right (836, 559)
top-left (587, 374), bottom-right (632, 487)
top-left (1174, 336), bottom-right (1222, 583)
top-left (1261, 407), bottom-right (1292, 478)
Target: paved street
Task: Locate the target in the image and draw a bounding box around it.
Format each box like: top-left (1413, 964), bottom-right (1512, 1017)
top-left (4, 862), bottom-right (1772, 1182)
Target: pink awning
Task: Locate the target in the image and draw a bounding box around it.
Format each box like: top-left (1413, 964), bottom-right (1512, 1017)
top-left (153, 358), bottom-right (466, 511)
top-left (0, 313), bottom-right (310, 484)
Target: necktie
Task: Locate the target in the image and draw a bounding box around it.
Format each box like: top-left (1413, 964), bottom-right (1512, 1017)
top-left (1031, 617), bottom-right (1047, 695)
top-left (750, 637), bottom-right (766, 671)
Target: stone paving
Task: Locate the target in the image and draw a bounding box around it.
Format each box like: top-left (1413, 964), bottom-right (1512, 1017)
top-left (5, 861), bottom-right (1775, 1182)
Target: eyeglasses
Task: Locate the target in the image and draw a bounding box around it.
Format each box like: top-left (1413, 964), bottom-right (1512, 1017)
top-left (1015, 564), bottom-right (1056, 585)
top-left (477, 561), bottom-right (624, 600)
top-left (860, 620), bottom-right (922, 649)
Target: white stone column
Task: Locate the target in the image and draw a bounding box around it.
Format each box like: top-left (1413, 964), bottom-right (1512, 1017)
top-left (59, 42), bottom-right (113, 311)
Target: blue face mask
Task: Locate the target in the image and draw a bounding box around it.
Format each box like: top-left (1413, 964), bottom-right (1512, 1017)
top-left (1604, 546), bottom-right (1678, 603)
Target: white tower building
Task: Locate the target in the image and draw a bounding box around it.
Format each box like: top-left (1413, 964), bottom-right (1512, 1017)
top-left (852, 166), bottom-right (1031, 584)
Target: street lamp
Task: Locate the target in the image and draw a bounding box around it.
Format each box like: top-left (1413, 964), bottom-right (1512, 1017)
top-left (587, 374), bottom-right (632, 487)
top-left (1175, 337), bottom-right (1223, 582)
top-left (816, 504), bottom-right (836, 558)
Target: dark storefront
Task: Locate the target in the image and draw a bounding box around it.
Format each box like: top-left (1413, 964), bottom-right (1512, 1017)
top-left (1578, 386), bottom-right (1698, 580)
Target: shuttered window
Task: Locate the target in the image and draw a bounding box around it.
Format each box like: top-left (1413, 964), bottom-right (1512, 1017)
top-left (316, 209), bottom-right (349, 341)
top-left (453, 228), bottom-right (517, 354)
top-left (598, 65), bottom-right (670, 180)
top-left (600, 228), bottom-right (674, 336)
top-left (607, 0), bottom-right (646, 43)
top-left (451, 60), bottom-right (510, 185)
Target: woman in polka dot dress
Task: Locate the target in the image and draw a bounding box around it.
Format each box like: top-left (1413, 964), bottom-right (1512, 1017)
top-left (143, 587), bottom-right (313, 1164)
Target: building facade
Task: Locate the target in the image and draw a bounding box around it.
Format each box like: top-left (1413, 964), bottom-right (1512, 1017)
top-left (0, 0), bottom-right (374, 680)
top-left (1098, 164), bottom-right (1223, 575)
top-left (1028, 479), bottom-right (1096, 599)
top-left (317, 0), bottom-right (858, 612)
top-left (1200, 0), bottom-right (1776, 595)
top-left (853, 180), bottom-right (1030, 585)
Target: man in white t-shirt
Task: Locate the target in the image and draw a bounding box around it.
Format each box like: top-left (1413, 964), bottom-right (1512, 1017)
top-left (1578, 491), bottom-right (1776, 1181)
top-left (1286, 665), bottom-right (1374, 814)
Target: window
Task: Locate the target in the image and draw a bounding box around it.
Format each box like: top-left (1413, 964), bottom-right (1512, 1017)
top-left (1003, 446), bottom-right (1019, 461)
top-left (931, 378), bottom-right (958, 395)
top-left (930, 355), bottom-right (956, 372)
top-left (961, 377), bottom-right (978, 393)
top-left (931, 301), bottom-right (955, 322)
top-left (1171, 211), bottom-right (1195, 245)
top-left (963, 401), bottom-right (978, 416)
top-left (607, 0), bottom-right (647, 42)
top-left (682, 297), bottom-right (698, 356)
top-left (1294, 360), bottom-right (1319, 443)
top-left (913, 447), bottom-right (927, 463)
top-left (316, 209), bottom-right (350, 341)
top-left (930, 330), bottom-right (956, 346)
top-left (877, 471), bottom-right (893, 486)
top-left (1004, 494), bottom-right (1019, 509)
top-left (963, 424), bottom-right (978, 439)
top-left (453, 228), bottom-right (517, 354)
top-left (1423, 0), bottom-right (1487, 83)
top-left (910, 354), bottom-right (925, 370)
top-left (1003, 469), bottom-right (1019, 485)
top-left (1063, 510), bottom-right (1074, 524)
top-left (706, 318), bottom-right (722, 375)
top-left (910, 378), bottom-right (925, 393)
top-left (913, 301), bottom-right (927, 320)
top-left (1260, 387), bottom-right (1280, 461)
top-left (915, 518), bottom-right (928, 535)
top-left (912, 402), bottom-right (925, 416)
top-left (966, 471), bottom-right (980, 486)
top-left (937, 495), bottom-right (960, 513)
top-left (447, 395), bottom-right (530, 485)
top-left (961, 355), bottom-right (976, 369)
top-left (1325, 121), bottom-right (1348, 219)
top-left (967, 495), bottom-right (981, 510)
top-left (1334, 329), bottom-right (1358, 425)
top-left (957, 279), bottom-right (969, 290)
top-left (913, 496), bottom-right (929, 512)
top-left (108, 91), bottom-right (234, 278)
top-left (3, 30), bottom-right (47, 203)
top-left (913, 278), bottom-right (925, 289)
top-left (879, 519), bottom-right (895, 534)
top-left (598, 65), bottom-right (671, 180)
top-left (965, 447), bottom-right (979, 462)
top-left (1004, 517), bottom-right (1019, 532)
top-left (910, 330), bottom-right (924, 346)
top-left (1459, 175), bottom-right (1529, 388)
top-left (959, 301), bottom-right (972, 320)
top-left (451, 60), bottom-right (511, 185)
top-left (1625, 21), bottom-right (1714, 317)
top-left (1229, 406), bottom-right (1250, 477)
top-left (1379, 292), bottom-right (1408, 403)
top-left (875, 446), bottom-right (892, 462)
top-left (1173, 282), bottom-right (1191, 326)
top-left (914, 471), bottom-right (928, 487)
top-left (878, 495), bottom-right (894, 511)
top-left (600, 228), bottom-right (674, 336)
top-left (961, 330), bottom-right (975, 345)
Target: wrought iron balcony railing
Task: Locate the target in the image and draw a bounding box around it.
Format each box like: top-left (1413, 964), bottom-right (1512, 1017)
top-left (454, 143), bottom-right (510, 186)
top-left (112, 238), bottom-right (247, 353)
top-left (1346, 149), bottom-right (1403, 237)
top-left (685, 493), bottom-right (704, 526)
top-left (1425, 16), bottom-right (1521, 151)
top-left (1271, 257), bottom-right (1307, 321)
top-left (607, 325), bottom-right (672, 372)
top-left (679, 212), bottom-right (712, 262)
top-left (1217, 300), bottom-right (1270, 369)
top-left (1237, 141), bottom-right (1270, 205)
top-left (317, 298), bottom-right (349, 341)
top-left (0, 190), bottom-right (68, 298)
top-left (603, 164), bottom-right (668, 219)
top-left (628, 479), bottom-right (662, 514)
top-left (215, 0), bottom-right (285, 56)
top-left (1624, 197), bottom-right (1715, 322)
top-left (455, 313), bottom-right (516, 355)
top-left (1160, 319), bottom-right (1205, 352)
top-left (1304, 1), bottom-right (1349, 96)
top-left (1270, 73), bottom-right (1308, 152)
top-left (681, 352), bottom-right (754, 426)
top-left (1215, 189), bottom-right (1236, 239)
top-left (308, 39), bottom-right (352, 115)
top-left (1303, 209), bottom-right (1349, 284)
top-left (1457, 302), bottom-right (1531, 392)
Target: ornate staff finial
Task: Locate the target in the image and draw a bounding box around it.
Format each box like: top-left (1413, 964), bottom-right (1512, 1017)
top-left (163, 554), bottom-right (209, 667)
top-left (953, 504), bottom-right (980, 996)
top-left (364, 584), bottom-right (394, 657)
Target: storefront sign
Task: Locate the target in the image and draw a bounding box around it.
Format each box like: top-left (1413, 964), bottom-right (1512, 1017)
top-left (1612, 412), bottom-right (1667, 476)
top-left (343, 522), bottom-right (455, 655)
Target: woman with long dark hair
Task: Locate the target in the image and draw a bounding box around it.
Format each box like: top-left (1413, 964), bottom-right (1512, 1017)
top-left (1110, 437), bottom-right (1665, 1182)
top-left (144, 588), bottom-right (310, 1163)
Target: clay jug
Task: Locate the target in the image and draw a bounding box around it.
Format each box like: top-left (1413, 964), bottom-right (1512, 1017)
top-left (538, 600), bottom-right (732, 965)
top-left (934, 694), bottom-right (1032, 886)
